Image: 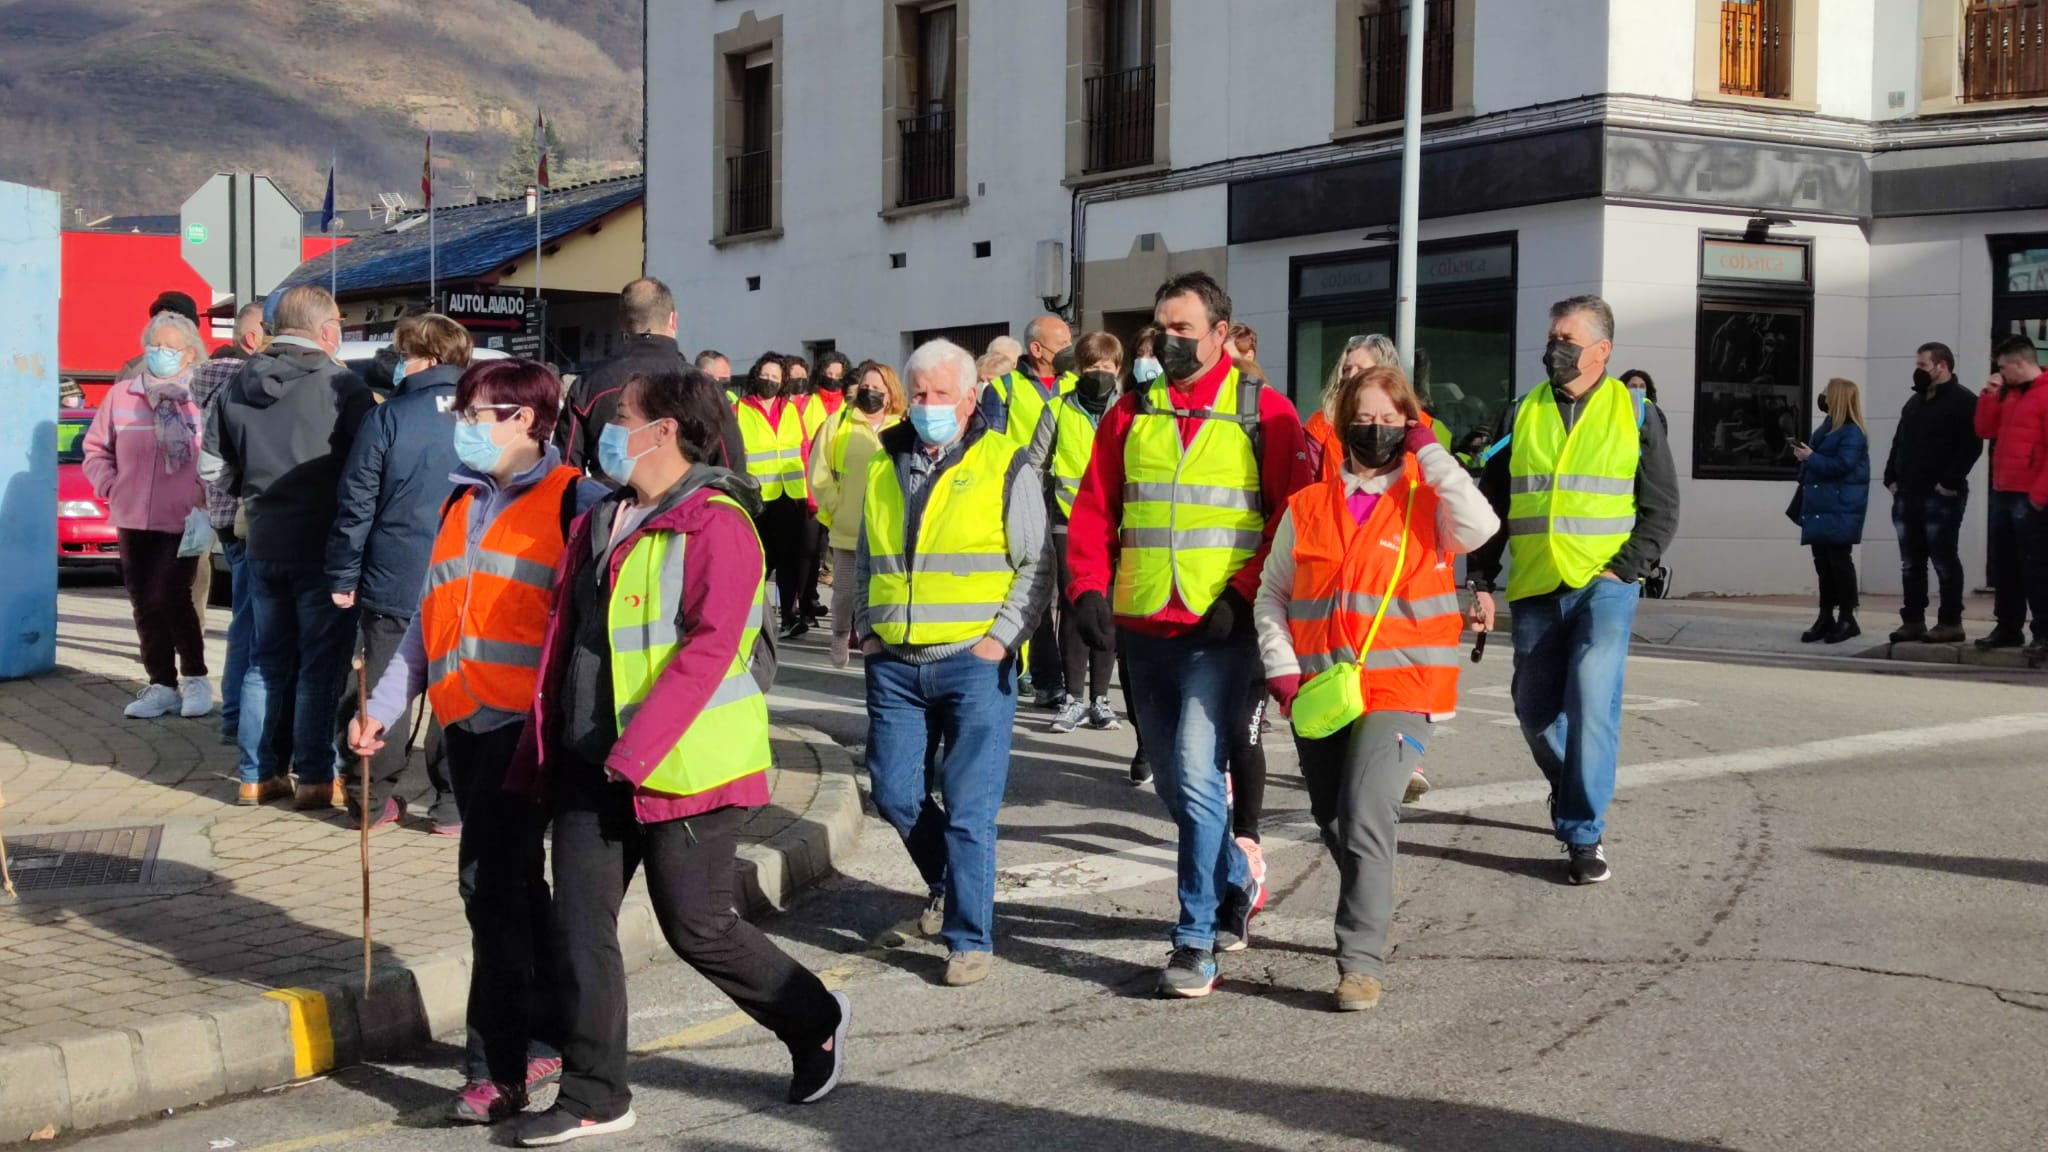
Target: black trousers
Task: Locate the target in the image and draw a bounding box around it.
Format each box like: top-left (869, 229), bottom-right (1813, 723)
top-left (448, 723), bottom-right (559, 1084)
top-left (1988, 491), bottom-right (2048, 640)
top-left (551, 770), bottom-right (840, 1121)
top-left (117, 528), bottom-right (205, 687)
top-left (1227, 677), bottom-right (1269, 843)
top-left (1892, 491), bottom-right (1965, 626)
top-left (800, 520), bottom-right (829, 620)
top-left (758, 497), bottom-right (815, 629)
top-left (1809, 543), bottom-right (1859, 615)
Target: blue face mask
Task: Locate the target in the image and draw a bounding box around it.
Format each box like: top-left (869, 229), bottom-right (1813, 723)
top-left (1132, 356), bottom-right (1163, 384)
top-left (145, 346), bottom-right (185, 379)
top-left (597, 421), bottom-right (660, 487)
top-left (908, 403), bottom-right (960, 446)
top-left (452, 421), bottom-right (506, 474)
top-left (389, 356), bottom-right (410, 389)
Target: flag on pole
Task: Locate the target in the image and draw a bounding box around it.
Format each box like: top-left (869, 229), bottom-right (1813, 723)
top-left (535, 110), bottom-right (550, 189)
top-left (320, 163), bottom-right (336, 233)
top-left (421, 134), bottom-right (434, 207)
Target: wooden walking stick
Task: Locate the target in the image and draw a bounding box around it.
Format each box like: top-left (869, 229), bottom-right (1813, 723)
top-left (353, 649), bottom-right (373, 996)
top-left (0, 781), bottom-right (16, 900)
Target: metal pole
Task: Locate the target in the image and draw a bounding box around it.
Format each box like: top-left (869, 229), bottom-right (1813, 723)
top-left (329, 155), bottom-right (338, 300)
top-left (534, 183), bottom-right (543, 362)
top-left (428, 151), bottom-right (437, 304)
top-left (1394, 0), bottom-right (1428, 375)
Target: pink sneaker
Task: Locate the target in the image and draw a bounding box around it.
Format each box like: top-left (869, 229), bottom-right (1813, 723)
top-left (446, 1078), bottom-right (528, 1125)
top-left (526, 1055), bottom-right (563, 1091)
top-left (1236, 836), bottom-right (1266, 886)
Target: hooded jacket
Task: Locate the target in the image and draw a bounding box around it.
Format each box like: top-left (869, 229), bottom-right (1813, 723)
top-left (326, 362), bottom-right (464, 616)
top-left (1974, 372), bottom-right (2048, 502)
top-left (508, 464), bottom-right (773, 824)
top-left (558, 333), bottom-right (749, 480)
top-left (201, 340), bottom-right (376, 566)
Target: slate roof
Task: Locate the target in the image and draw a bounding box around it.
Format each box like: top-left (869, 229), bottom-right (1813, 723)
top-left (277, 175), bottom-right (643, 297)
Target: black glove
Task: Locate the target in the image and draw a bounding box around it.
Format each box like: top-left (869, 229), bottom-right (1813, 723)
top-left (1197, 588), bottom-right (1251, 642)
top-left (1073, 590), bottom-right (1115, 651)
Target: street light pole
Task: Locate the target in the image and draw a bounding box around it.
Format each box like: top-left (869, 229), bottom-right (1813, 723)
top-left (1394, 0), bottom-right (1428, 375)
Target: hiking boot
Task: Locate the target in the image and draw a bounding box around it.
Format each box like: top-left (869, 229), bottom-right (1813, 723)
top-left (1049, 696), bottom-right (1087, 734)
top-left (1800, 610), bottom-right (1835, 643)
top-left (1565, 842), bottom-right (1611, 885)
top-left (1403, 769), bottom-right (1431, 804)
top-left (1156, 946), bottom-right (1218, 998)
top-left (447, 1078), bottom-right (528, 1124)
top-left (516, 1106), bottom-right (637, 1147)
top-left (295, 782), bottom-right (340, 811)
top-left (1823, 615), bottom-right (1861, 645)
top-left (1924, 622), bottom-right (1967, 644)
top-left (917, 889), bottom-right (945, 937)
top-left (237, 777), bottom-right (293, 806)
top-left (1974, 628), bottom-right (2026, 651)
top-left (944, 951), bottom-right (992, 986)
top-left (1334, 972), bottom-right (1384, 1012)
top-left (1888, 621), bottom-right (1927, 643)
top-left (787, 991), bottom-right (850, 1102)
top-left (1085, 695), bottom-right (1121, 730)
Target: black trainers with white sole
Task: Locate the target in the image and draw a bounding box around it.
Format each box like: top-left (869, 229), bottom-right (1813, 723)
top-left (516, 1106), bottom-right (637, 1147)
top-left (788, 991), bottom-right (851, 1104)
top-left (1565, 842), bottom-right (1611, 885)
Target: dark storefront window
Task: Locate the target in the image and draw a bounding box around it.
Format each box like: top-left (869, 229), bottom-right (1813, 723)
top-left (1287, 235), bottom-right (1516, 451)
top-left (1992, 235), bottom-right (2048, 360)
top-left (1692, 234), bottom-right (1813, 481)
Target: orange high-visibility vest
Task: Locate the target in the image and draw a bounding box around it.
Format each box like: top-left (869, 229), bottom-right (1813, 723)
top-left (420, 466), bottom-right (579, 727)
top-left (1286, 455), bottom-right (1462, 718)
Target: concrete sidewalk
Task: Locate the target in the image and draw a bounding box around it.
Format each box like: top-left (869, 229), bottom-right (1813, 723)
top-left (1629, 592), bottom-right (2044, 672)
top-left (0, 584), bottom-right (865, 1141)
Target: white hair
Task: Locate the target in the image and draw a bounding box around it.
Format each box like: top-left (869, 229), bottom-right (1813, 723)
top-left (142, 311), bottom-right (203, 356)
top-left (905, 339), bottom-right (978, 400)
top-left (985, 335), bottom-right (1023, 362)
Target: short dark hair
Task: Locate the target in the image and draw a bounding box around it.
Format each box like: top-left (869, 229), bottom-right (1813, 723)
top-left (625, 369), bottom-right (727, 463)
top-left (455, 358), bottom-right (563, 444)
top-left (783, 354), bottom-right (810, 375)
top-left (619, 277), bottom-right (676, 334)
top-left (1916, 342), bottom-right (1955, 371)
top-left (749, 351), bottom-right (785, 381)
top-left (1074, 331), bottom-right (1123, 370)
top-left (149, 291), bottom-right (200, 327)
top-left (1132, 324), bottom-right (1162, 357)
top-left (1620, 368), bottom-right (1657, 403)
top-left (1993, 334), bottom-right (2038, 366)
top-left (693, 349), bottom-right (728, 370)
top-left (816, 350), bottom-right (852, 378)
top-left (1154, 271), bottom-right (1231, 327)
top-left (1551, 295), bottom-right (1615, 343)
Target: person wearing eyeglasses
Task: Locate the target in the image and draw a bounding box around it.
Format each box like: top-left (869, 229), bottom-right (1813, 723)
top-left (349, 358), bottom-right (605, 1127)
top-left (203, 284), bottom-right (378, 812)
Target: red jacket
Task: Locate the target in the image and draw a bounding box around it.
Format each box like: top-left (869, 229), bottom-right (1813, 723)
top-left (1973, 372), bottom-right (2048, 504)
top-left (1064, 353), bottom-right (1313, 636)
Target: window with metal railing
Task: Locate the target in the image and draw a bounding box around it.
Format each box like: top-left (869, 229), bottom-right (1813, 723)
top-left (1719, 0), bottom-right (1791, 98)
top-left (725, 150), bottom-right (771, 236)
top-left (1084, 64), bottom-right (1155, 173)
top-left (897, 109), bottom-right (955, 207)
top-left (1357, 0), bottom-right (1454, 126)
top-left (1964, 1), bottom-right (2048, 102)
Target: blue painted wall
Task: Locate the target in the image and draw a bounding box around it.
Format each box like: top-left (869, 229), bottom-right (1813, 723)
top-left (0, 182), bottom-right (60, 679)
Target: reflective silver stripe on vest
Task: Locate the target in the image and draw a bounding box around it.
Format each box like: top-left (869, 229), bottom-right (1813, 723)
top-left (1364, 645), bottom-right (1461, 670)
top-left (868, 553), bottom-right (907, 576)
top-left (745, 450), bottom-right (783, 465)
top-left (869, 551), bottom-right (1011, 575)
top-left (1286, 591), bottom-right (1465, 623)
top-left (428, 649), bottom-right (461, 685)
top-left (617, 668), bottom-right (758, 728)
top-left (613, 535), bottom-right (690, 654)
top-left (468, 549), bottom-right (556, 590)
top-left (1119, 526), bottom-right (1263, 551)
top-left (1507, 515), bottom-right (1637, 537)
top-left (1122, 481), bottom-right (1261, 511)
top-left (427, 557), bottom-right (468, 592)
top-left (459, 636), bottom-right (542, 668)
top-left (868, 601), bottom-right (1007, 626)
top-left (1299, 647), bottom-right (1358, 676)
top-left (1509, 474), bottom-right (1636, 497)
top-left (1056, 476), bottom-right (1081, 502)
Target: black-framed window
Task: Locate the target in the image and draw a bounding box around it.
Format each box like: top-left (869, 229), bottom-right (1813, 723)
top-left (1286, 234), bottom-right (1516, 451)
top-left (1692, 233), bottom-right (1813, 481)
top-left (1991, 234), bottom-right (2048, 363)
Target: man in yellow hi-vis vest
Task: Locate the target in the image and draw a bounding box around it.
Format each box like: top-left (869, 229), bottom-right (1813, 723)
top-left (1468, 296), bottom-right (1680, 887)
top-left (856, 339), bottom-right (1052, 989)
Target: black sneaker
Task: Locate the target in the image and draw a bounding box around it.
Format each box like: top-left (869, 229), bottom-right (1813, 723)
top-left (1889, 621), bottom-right (1927, 643)
top-left (1128, 752), bottom-right (1152, 787)
top-left (516, 1106), bottom-right (638, 1147)
top-left (781, 619), bottom-right (810, 641)
top-left (788, 991), bottom-right (850, 1104)
top-left (1975, 629), bottom-right (2026, 651)
top-left (1155, 946), bottom-right (1218, 998)
top-left (1031, 685), bottom-right (1067, 709)
top-left (1565, 842), bottom-right (1611, 886)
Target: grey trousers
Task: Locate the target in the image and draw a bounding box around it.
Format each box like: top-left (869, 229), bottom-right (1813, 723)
top-left (1296, 710), bottom-right (1428, 979)
top-left (830, 548), bottom-right (858, 640)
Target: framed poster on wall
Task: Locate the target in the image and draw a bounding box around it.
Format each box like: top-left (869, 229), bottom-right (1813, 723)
top-left (1692, 233), bottom-right (1814, 482)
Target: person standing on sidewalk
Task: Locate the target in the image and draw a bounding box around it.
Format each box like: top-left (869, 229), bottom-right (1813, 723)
top-left (1468, 296), bottom-right (1680, 886)
top-left (83, 310), bottom-right (213, 723)
top-left (350, 358), bottom-right (601, 1126)
top-left (509, 368), bottom-right (848, 1145)
top-left (191, 303), bottom-right (267, 749)
top-left (326, 313), bottom-right (473, 829)
top-left (1794, 379), bottom-right (1871, 645)
top-left (1881, 342), bottom-right (1982, 644)
top-left (811, 361), bottom-right (904, 668)
top-left (1046, 332), bottom-right (1123, 736)
top-left (1065, 272), bottom-right (1314, 997)
top-left (1974, 335), bottom-right (2048, 656)
top-left (1254, 364), bottom-right (1498, 1012)
top-left (203, 285), bottom-right (377, 811)
top-left (857, 339), bottom-right (1051, 988)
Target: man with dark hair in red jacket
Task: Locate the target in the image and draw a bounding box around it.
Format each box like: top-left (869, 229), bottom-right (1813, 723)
top-left (1975, 334), bottom-right (2048, 658)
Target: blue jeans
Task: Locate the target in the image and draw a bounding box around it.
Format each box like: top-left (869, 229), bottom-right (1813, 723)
top-left (239, 561), bottom-right (357, 785)
top-left (219, 536), bottom-right (254, 740)
top-left (1510, 577), bottom-right (1639, 846)
top-left (864, 647), bottom-right (1018, 954)
top-left (1121, 630), bottom-right (1254, 951)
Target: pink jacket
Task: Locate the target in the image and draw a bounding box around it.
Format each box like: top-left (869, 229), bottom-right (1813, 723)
top-left (81, 377), bottom-right (204, 533)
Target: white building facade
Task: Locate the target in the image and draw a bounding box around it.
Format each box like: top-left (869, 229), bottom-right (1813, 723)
top-left (647, 0), bottom-right (2048, 596)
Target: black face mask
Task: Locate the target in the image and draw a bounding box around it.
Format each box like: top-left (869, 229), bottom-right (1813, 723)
top-left (787, 376), bottom-right (812, 396)
top-left (1817, 395), bottom-right (1830, 415)
top-left (1912, 368), bottom-right (1933, 392)
top-left (1345, 423), bottom-right (1406, 470)
top-left (1051, 346), bottom-right (1078, 379)
top-left (817, 374), bottom-right (844, 393)
top-left (1158, 334), bottom-right (1204, 383)
top-left (852, 387), bottom-right (886, 415)
top-left (751, 374), bottom-right (780, 399)
top-left (1543, 339), bottom-right (1585, 386)
top-left (1077, 370), bottom-right (1116, 402)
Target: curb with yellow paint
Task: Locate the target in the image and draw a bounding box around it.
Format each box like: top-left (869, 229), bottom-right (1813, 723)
top-left (0, 724), bottom-right (865, 1143)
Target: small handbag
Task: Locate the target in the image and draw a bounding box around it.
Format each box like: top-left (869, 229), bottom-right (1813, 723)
top-left (1783, 485), bottom-right (1804, 526)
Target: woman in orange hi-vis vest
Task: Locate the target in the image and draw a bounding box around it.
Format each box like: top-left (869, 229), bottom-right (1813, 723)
top-left (348, 359), bottom-right (603, 1125)
top-left (1253, 364), bottom-right (1499, 1013)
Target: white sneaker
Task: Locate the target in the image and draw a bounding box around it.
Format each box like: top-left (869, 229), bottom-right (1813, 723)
top-left (180, 677), bottom-right (214, 718)
top-left (124, 684), bottom-right (183, 719)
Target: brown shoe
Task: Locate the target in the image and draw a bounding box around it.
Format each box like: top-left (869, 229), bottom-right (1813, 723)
top-left (294, 783), bottom-right (339, 811)
top-left (237, 778), bottom-right (292, 806)
top-left (1334, 972), bottom-right (1384, 1012)
top-left (943, 951), bottom-right (992, 987)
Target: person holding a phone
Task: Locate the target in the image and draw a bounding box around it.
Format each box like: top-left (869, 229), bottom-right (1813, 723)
top-left (1793, 379), bottom-right (1872, 644)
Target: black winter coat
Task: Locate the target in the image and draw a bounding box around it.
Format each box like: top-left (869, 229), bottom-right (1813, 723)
top-left (559, 334), bottom-right (747, 481)
top-left (325, 364), bottom-right (462, 616)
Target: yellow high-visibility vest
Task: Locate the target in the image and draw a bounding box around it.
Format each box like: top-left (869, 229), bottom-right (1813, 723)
top-left (735, 399), bottom-right (808, 501)
top-left (1505, 378), bottom-right (1641, 601)
top-left (863, 431), bottom-right (1022, 646)
top-left (1113, 369), bottom-right (1264, 618)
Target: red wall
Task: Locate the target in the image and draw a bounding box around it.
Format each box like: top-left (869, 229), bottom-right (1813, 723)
top-left (61, 231), bottom-right (348, 381)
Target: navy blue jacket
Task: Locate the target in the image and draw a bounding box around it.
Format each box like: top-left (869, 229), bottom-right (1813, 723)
top-left (327, 363), bottom-right (462, 616)
top-left (1798, 418), bottom-right (1870, 547)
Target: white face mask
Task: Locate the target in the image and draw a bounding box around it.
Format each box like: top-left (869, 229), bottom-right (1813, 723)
top-left (1132, 357), bottom-right (1163, 384)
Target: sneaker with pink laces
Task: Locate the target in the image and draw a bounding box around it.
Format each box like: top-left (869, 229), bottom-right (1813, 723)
top-left (447, 1078), bottom-right (529, 1125)
top-left (1235, 836), bottom-right (1266, 885)
top-left (526, 1055), bottom-right (563, 1091)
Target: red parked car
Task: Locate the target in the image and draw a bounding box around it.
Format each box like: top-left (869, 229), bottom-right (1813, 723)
top-left (57, 410), bottom-right (120, 566)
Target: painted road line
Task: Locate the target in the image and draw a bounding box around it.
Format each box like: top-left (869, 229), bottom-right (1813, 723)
top-left (1412, 712), bottom-right (2048, 815)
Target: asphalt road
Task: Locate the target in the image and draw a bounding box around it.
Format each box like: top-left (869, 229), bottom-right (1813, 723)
top-left (59, 640), bottom-right (2048, 1152)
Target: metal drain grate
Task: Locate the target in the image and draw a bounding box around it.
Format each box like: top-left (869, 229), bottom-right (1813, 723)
top-left (2, 825), bottom-right (163, 892)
